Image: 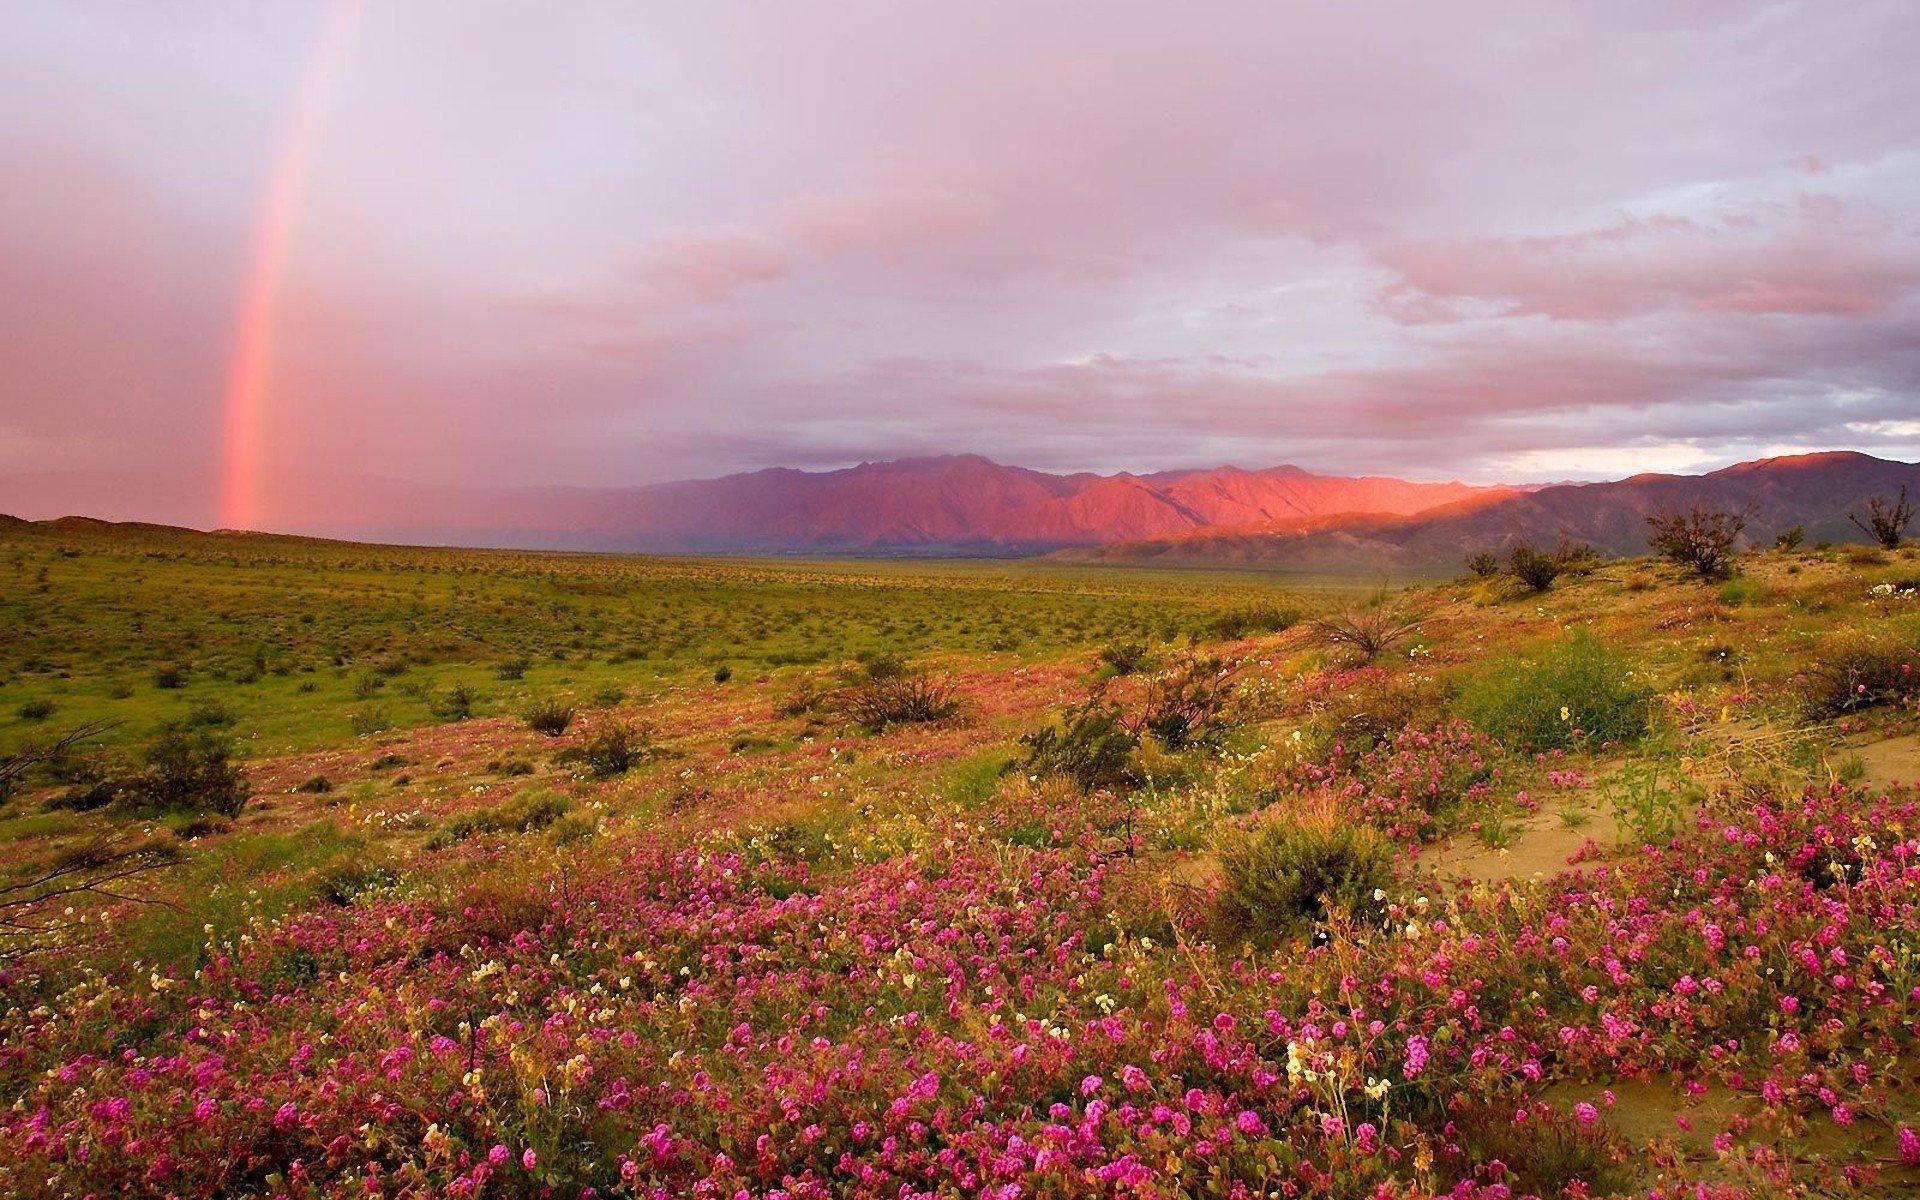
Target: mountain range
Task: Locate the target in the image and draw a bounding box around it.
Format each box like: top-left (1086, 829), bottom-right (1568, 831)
top-left (4, 451), bottom-right (1916, 570)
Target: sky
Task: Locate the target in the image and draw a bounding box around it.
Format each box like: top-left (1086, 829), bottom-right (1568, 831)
top-left (2, 1), bottom-right (1918, 530)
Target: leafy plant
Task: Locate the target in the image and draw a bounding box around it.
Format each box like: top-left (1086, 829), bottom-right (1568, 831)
top-left (1095, 641), bottom-right (1154, 676)
top-left (120, 730), bottom-right (249, 818)
top-left (1464, 551), bottom-right (1500, 578)
top-left (1019, 700), bottom-right (1137, 793)
top-left (1217, 808), bottom-right (1394, 936)
top-left (1457, 630), bottom-right (1653, 751)
top-left (1602, 761), bottom-right (1695, 844)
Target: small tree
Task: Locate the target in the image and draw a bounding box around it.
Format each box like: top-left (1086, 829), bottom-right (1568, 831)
top-left (1646, 504), bottom-right (1747, 579)
top-left (1507, 546), bottom-right (1561, 592)
top-left (1850, 486), bottom-right (1914, 550)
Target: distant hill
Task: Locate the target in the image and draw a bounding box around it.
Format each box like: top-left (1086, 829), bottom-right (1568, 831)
top-left (1057, 451), bottom-right (1920, 571)
top-left (600, 455), bottom-right (1506, 552)
top-left (6, 451), bottom-right (1914, 564)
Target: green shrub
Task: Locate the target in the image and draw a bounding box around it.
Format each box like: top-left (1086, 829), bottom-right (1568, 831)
top-left (153, 665), bottom-right (186, 690)
top-left (1795, 627), bottom-right (1920, 718)
top-left (443, 788), bottom-right (570, 842)
top-left (293, 775), bottom-right (333, 794)
top-left (1096, 641), bottom-right (1153, 676)
top-left (1134, 655), bottom-right (1239, 750)
top-left (429, 682), bottom-right (477, 722)
top-left (119, 730), bottom-right (249, 818)
top-left (524, 698), bottom-right (575, 737)
top-left (1456, 630), bottom-right (1653, 751)
top-left (177, 699), bottom-right (235, 729)
top-left (1507, 545), bottom-right (1561, 592)
top-left (1217, 810), bottom-right (1394, 936)
top-left (494, 657), bottom-right (530, 681)
top-left (16, 698), bottom-right (55, 722)
top-left (1020, 700), bottom-right (1138, 793)
top-left (1464, 551), bottom-right (1500, 578)
top-left (1203, 603), bottom-right (1300, 642)
top-left (580, 721), bottom-right (647, 777)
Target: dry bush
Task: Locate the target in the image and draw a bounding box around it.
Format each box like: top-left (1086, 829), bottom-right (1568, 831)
top-left (1647, 504), bottom-right (1747, 579)
top-left (1850, 485), bottom-right (1914, 550)
top-left (1308, 602), bottom-right (1422, 663)
top-left (838, 666), bottom-right (960, 732)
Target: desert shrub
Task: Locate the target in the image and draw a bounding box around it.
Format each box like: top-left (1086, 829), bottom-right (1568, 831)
top-left (1795, 628), bottom-right (1920, 718)
top-left (1506, 545), bottom-right (1560, 592)
top-left (837, 663), bottom-right (959, 732)
top-left (177, 699), bottom-right (234, 729)
top-left (347, 706), bottom-right (393, 736)
top-left (153, 665), bottom-right (185, 690)
top-left (1647, 503), bottom-right (1747, 578)
top-left (1774, 524), bottom-right (1805, 551)
top-left (1217, 808), bottom-right (1394, 936)
top-left (1131, 655), bottom-right (1239, 750)
top-left (1551, 537), bottom-right (1603, 576)
top-left (1850, 485), bottom-right (1914, 549)
top-left (711, 665), bottom-right (733, 684)
top-left (1843, 543), bottom-right (1889, 566)
top-left (1096, 641), bottom-right (1153, 676)
top-left (1308, 602), bottom-right (1421, 662)
top-left (580, 721), bottom-right (647, 777)
top-left (1203, 603), bottom-right (1300, 642)
top-left (118, 730), bottom-right (249, 818)
top-left (293, 775), bottom-right (333, 794)
top-left (429, 683), bottom-right (476, 723)
top-left (1306, 670), bottom-right (1447, 746)
top-left (523, 698), bottom-right (575, 737)
top-left (443, 788), bottom-right (570, 842)
top-left (1456, 630), bottom-right (1653, 751)
top-left (494, 657), bottom-right (530, 681)
top-left (16, 698), bottom-right (55, 722)
top-left (1464, 551), bottom-right (1500, 578)
top-left (1020, 700), bottom-right (1138, 793)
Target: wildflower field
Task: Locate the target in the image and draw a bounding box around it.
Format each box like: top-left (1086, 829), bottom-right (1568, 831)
top-left (4, 520), bottom-right (1920, 1198)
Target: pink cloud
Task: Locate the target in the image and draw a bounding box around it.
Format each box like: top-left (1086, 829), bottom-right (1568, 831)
top-left (1374, 201), bottom-right (1920, 323)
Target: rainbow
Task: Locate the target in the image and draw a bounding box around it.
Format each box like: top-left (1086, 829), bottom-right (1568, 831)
top-left (217, 0), bottom-right (366, 530)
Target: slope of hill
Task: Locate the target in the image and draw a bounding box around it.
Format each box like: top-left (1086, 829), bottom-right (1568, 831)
top-left (1061, 451), bottom-right (1920, 571)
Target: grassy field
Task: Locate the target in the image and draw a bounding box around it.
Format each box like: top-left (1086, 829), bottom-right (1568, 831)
top-left (3, 518), bottom-right (1920, 1198)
